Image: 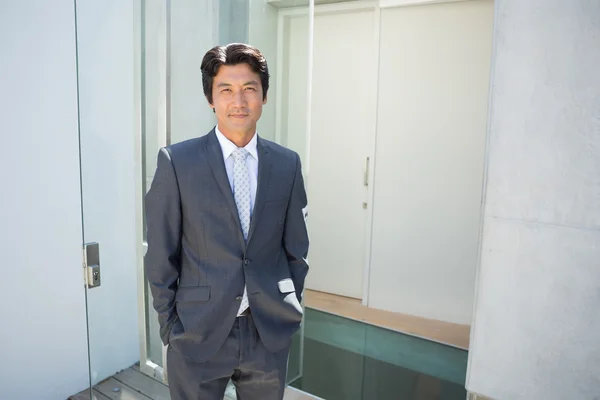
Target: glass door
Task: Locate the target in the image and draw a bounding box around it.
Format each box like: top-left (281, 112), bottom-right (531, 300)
top-left (74, 0), bottom-right (146, 395)
top-left (75, 0), bottom-right (314, 397)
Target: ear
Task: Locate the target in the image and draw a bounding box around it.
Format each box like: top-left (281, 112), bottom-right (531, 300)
top-left (262, 94), bottom-right (268, 105)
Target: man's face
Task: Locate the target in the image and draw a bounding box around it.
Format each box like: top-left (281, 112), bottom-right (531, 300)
top-left (210, 63), bottom-right (266, 136)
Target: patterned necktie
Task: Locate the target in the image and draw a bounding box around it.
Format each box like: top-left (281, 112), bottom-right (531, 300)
top-left (232, 148), bottom-right (251, 240)
top-left (232, 148), bottom-right (251, 316)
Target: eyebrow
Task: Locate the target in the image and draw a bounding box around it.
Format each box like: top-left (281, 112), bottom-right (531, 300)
top-left (216, 81), bottom-right (259, 87)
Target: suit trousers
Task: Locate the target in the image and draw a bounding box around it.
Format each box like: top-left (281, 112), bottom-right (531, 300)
top-left (166, 312), bottom-right (291, 400)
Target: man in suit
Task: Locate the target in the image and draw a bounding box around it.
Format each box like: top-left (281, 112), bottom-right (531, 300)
top-left (144, 43), bottom-right (309, 400)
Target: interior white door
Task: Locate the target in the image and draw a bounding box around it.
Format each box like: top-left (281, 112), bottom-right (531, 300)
top-left (304, 9), bottom-right (377, 299)
top-left (368, 0), bottom-right (494, 324)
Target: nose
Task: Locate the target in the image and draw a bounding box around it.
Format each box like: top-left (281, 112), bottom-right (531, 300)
top-left (232, 89), bottom-right (247, 107)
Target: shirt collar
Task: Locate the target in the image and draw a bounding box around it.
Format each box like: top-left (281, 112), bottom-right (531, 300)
top-left (215, 125), bottom-right (258, 161)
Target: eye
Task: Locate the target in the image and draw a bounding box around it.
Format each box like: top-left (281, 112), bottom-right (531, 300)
top-left (245, 87), bottom-right (256, 91)
top-left (222, 88), bottom-right (231, 93)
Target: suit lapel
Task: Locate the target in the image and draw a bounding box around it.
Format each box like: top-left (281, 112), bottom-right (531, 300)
top-left (206, 129), bottom-right (245, 247)
top-left (247, 136), bottom-right (273, 245)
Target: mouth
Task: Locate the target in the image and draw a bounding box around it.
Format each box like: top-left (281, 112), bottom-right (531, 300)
top-left (229, 114), bottom-right (249, 119)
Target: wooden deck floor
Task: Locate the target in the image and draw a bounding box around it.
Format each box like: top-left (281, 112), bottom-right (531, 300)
top-left (304, 289), bottom-right (470, 349)
top-left (69, 291), bottom-right (467, 400)
top-left (69, 365), bottom-right (320, 400)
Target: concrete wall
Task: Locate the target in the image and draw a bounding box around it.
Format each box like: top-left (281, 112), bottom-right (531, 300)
top-left (466, 1), bottom-right (600, 398)
top-left (0, 1), bottom-right (89, 398)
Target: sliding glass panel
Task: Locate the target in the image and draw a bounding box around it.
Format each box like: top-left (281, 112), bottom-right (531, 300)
top-left (75, 0), bottom-right (145, 396)
top-left (247, 0), bottom-right (314, 385)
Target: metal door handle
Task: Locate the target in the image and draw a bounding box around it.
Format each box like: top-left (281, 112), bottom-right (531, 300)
top-left (84, 242), bottom-right (101, 288)
top-left (364, 157), bottom-right (370, 186)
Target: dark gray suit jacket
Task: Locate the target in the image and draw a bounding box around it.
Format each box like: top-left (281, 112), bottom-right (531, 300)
top-left (144, 129), bottom-right (309, 362)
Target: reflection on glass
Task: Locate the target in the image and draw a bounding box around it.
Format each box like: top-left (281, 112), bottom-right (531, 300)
top-left (291, 309), bottom-right (469, 400)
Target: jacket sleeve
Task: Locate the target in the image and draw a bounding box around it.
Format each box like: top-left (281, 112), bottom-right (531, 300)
top-left (144, 147), bottom-right (182, 345)
top-left (283, 153), bottom-right (310, 303)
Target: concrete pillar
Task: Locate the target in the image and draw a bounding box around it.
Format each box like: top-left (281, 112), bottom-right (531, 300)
top-left (467, 1), bottom-right (600, 399)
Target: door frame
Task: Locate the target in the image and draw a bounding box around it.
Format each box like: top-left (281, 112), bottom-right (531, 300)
top-left (134, 0), bottom-right (170, 381)
top-left (134, 0), bottom-right (158, 381)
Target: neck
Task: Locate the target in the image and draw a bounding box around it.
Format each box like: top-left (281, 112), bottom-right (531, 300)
top-left (219, 126), bottom-right (255, 148)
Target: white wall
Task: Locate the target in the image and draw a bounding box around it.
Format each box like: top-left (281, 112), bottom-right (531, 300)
top-left (75, 1), bottom-right (140, 385)
top-left (467, 1), bottom-right (600, 398)
top-left (0, 1), bottom-right (89, 398)
top-left (368, 0), bottom-right (494, 325)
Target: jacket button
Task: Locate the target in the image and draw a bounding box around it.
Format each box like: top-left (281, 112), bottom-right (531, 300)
top-left (243, 259), bottom-right (249, 266)
top-left (236, 296), bottom-right (243, 301)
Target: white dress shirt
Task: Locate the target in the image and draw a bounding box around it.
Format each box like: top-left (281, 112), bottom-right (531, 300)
top-left (214, 125), bottom-right (258, 316)
top-left (215, 126), bottom-right (259, 213)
